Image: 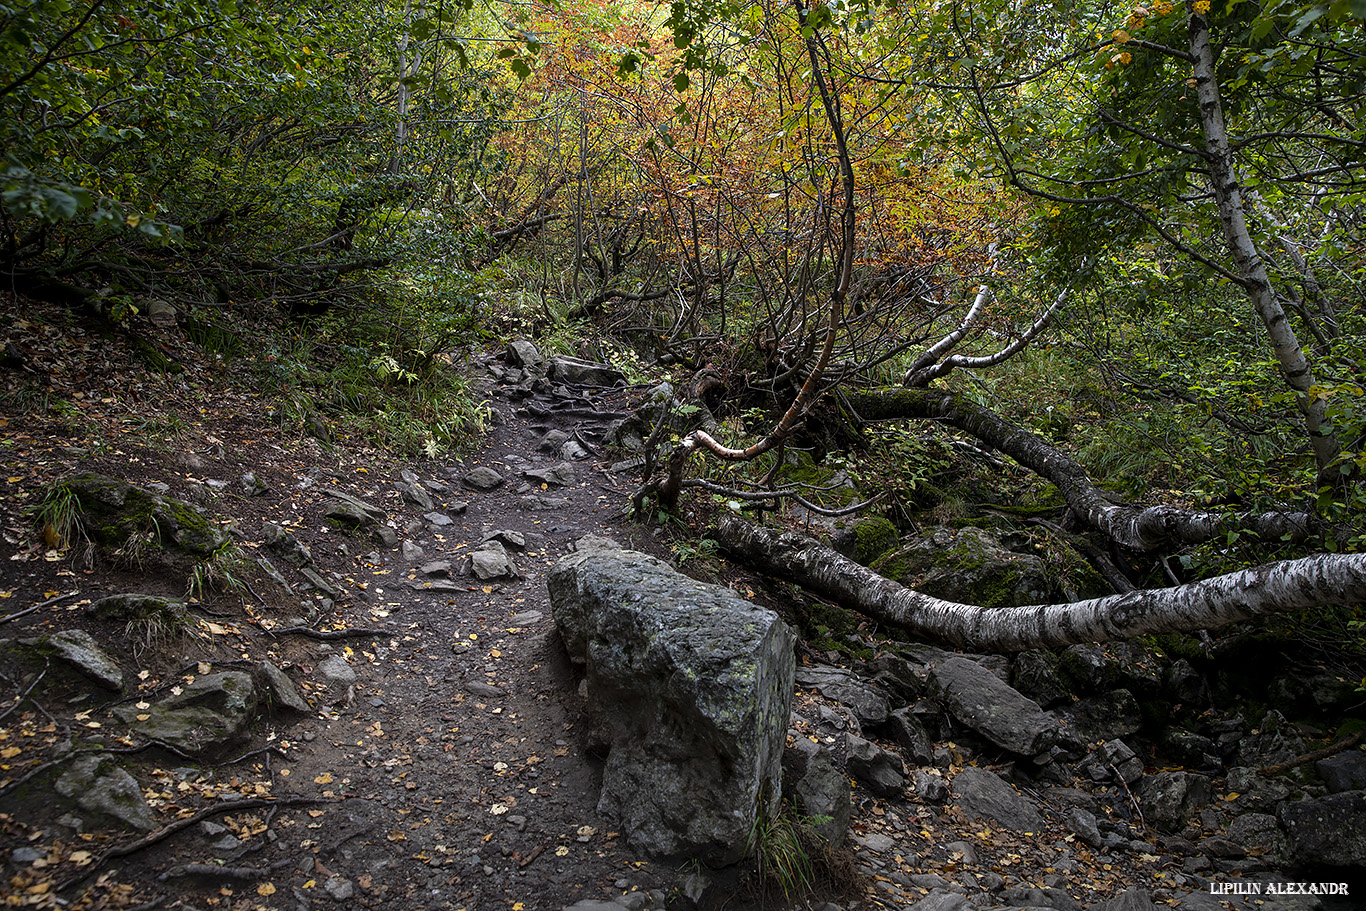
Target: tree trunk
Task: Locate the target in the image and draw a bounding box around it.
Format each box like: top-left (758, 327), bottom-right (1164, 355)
top-left (716, 515), bottom-right (1366, 652)
top-left (1188, 11), bottom-right (1340, 477)
top-left (843, 387), bottom-right (1314, 551)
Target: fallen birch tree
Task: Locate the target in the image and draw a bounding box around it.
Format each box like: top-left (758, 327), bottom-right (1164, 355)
top-left (715, 514), bottom-right (1366, 652)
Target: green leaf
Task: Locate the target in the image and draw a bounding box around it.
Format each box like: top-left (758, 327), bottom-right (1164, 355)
top-left (674, 72), bottom-right (689, 92)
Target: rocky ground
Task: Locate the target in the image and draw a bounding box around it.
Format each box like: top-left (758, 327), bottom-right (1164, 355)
top-left (0, 295), bottom-right (1363, 911)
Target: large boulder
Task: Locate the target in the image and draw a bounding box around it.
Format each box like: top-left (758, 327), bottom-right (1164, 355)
top-left (55, 754), bottom-right (156, 832)
top-left (549, 536), bottom-right (795, 865)
top-left (952, 766), bottom-right (1044, 833)
top-left (1278, 790), bottom-right (1366, 869)
top-left (930, 656), bottom-right (1061, 758)
top-left (547, 356), bottom-right (625, 387)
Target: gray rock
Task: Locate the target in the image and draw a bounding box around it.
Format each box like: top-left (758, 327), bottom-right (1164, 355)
top-left (1080, 738), bottom-right (1143, 785)
top-left (913, 771), bottom-right (949, 803)
top-left (1135, 771), bottom-right (1213, 833)
top-left (256, 556), bottom-right (291, 592)
top-left (463, 466), bottom-right (506, 491)
top-left (506, 339), bottom-right (542, 371)
top-left (55, 755), bottom-right (156, 832)
top-left (1278, 789), bottom-right (1366, 868)
top-left (1065, 807), bottom-right (1104, 848)
top-left (548, 536), bottom-right (795, 865)
top-left (952, 766), bottom-right (1044, 833)
top-left (262, 522), bottom-right (312, 567)
top-left (845, 734), bottom-right (905, 798)
top-left (423, 511), bottom-right (456, 527)
top-left (1013, 650), bottom-right (1069, 709)
top-left (523, 462), bottom-right (576, 487)
top-left (999, 886), bottom-right (1079, 911)
top-left (255, 659), bottom-right (310, 714)
top-left (400, 540), bottom-right (425, 561)
top-left (560, 440), bottom-right (591, 461)
top-left (1226, 812), bottom-right (1287, 861)
top-left (45, 629), bottom-right (124, 691)
top-left (400, 482), bottom-right (434, 511)
top-left (299, 566), bottom-right (341, 598)
top-left (564, 902), bottom-right (630, 911)
top-left (470, 541), bottom-right (519, 581)
top-left (795, 666), bottom-right (890, 726)
top-left (906, 889), bottom-right (972, 911)
top-left (546, 356), bottom-right (625, 387)
top-left (419, 560), bottom-right (452, 577)
top-left (324, 876), bottom-right (354, 901)
top-left (1057, 689), bottom-right (1142, 747)
top-left (1314, 750), bottom-right (1366, 793)
top-left (1238, 710), bottom-right (1306, 768)
top-left (792, 746), bottom-right (851, 844)
top-left (373, 525), bottom-right (398, 548)
top-left (887, 707), bottom-right (934, 765)
top-left (930, 656), bottom-right (1060, 757)
top-left (116, 672), bottom-right (258, 756)
top-left (239, 471), bottom-right (268, 496)
top-left (321, 489), bottom-right (385, 526)
top-left (317, 655), bottom-right (356, 685)
top-left (1087, 888), bottom-right (1156, 911)
top-left (87, 593), bottom-right (188, 624)
top-left (537, 429), bottom-right (570, 452)
top-left (482, 529), bottom-right (526, 549)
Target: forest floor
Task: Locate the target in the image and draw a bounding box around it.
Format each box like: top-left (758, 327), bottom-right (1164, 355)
top-left (0, 294), bottom-right (1343, 911)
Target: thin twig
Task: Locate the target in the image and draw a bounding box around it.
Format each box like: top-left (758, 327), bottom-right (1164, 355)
top-left (0, 590), bottom-right (80, 624)
top-left (59, 796), bottom-right (336, 891)
top-left (0, 665), bottom-right (46, 723)
top-left (1258, 732), bottom-right (1363, 777)
top-left (266, 626), bottom-right (393, 640)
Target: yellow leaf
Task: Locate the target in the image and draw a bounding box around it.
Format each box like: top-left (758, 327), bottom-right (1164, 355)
top-left (197, 662), bottom-right (211, 674)
top-left (314, 773), bottom-right (333, 785)
top-left (0, 747), bottom-right (20, 759)
top-left (257, 883), bottom-right (276, 896)
top-left (555, 846), bottom-right (569, 856)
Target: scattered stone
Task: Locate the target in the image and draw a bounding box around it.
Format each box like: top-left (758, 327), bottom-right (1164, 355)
top-left (262, 522), bottom-right (312, 567)
top-left (419, 560), bottom-right (452, 577)
top-left (886, 706), bottom-right (934, 765)
top-left (318, 655), bottom-right (356, 686)
top-left (239, 471), bottom-right (268, 496)
top-left (470, 541), bottom-right (519, 581)
top-left (466, 681), bottom-right (505, 698)
top-left (321, 489), bottom-right (385, 525)
top-left (548, 536), bottom-right (794, 865)
top-left (906, 889), bottom-right (971, 911)
top-left (463, 467), bottom-right (506, 491)
top-left (299, 566), bottom-right (341, 599)
top-left (256, 556), bottom-right (291, 592)
top-left (509, 610), bottom-right (544, 626)
top-left (1065, 807), bottom-right (1104, 849)
top-left (913, 771), bottom-right (949, 804)
top-left (45, 629), bottom-right (124, 691)
top-left (482, 529), bottom-right (526, 549)
top-left (423, 511), bottom-right (456, 528)
top-left (54, 754), bottom-right (156, 832)
top-left (931, 656), bottom-right (1060, 757)
top-left (1012, 649), bottom-right (1070, 709)
top-left (999, 886), bottom-right (1080, 911)
top-left (401, 540), bottom-right (425, 561)
top-left (789, 745), bottom-right (850, 844)
top-left (523, 462), bottom-right (576, 487)
top-left (255, 659), bottom-right (310, 714)
top-left (373, 525), bottom-right (399, 548)
top-left (325, 499), bottom-right (378, 528)
top-left (796, 665), bottom-right (890, 726)
top-left (400, 482), bottom-right (434, 511)
top-left (952, 766), bottom-right (1044, 833)
top-left (845, 734), bottom-right (905, 798)
top-left (506, 338), bottom-right (542, 371)
top-left (1089, 887), bottom-right (1157, 911)
top-left (537, 430), bottom-right (570, 452)
top-left (560, 440), bottom-right (591, 461)
top-left (1226, 813), bottom-right (1287, 860)
top-left (324, 877), bottom-right (355, 901)
top-left (1057, 689), bottom-right (1142, 747)
top-left (1237, 710), bottom-right (1306, 768)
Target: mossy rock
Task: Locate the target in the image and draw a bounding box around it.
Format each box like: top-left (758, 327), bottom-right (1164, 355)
top-left (60, 473), bottom-right (228, 557)
top-left (831, 517), bottom-right (899, 566)
top-left (870, 526), bottom-right (1058, 608)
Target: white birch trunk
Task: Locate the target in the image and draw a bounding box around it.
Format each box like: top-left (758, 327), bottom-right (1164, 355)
top-left (717, 515), bottom-right (1366, 652)
top-left (1188, 9), bottom-right (1339, 475)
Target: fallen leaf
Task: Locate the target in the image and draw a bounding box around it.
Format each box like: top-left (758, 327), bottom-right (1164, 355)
top-left (314, 773), bottom-right (333, 785)
top-left (257, 883), bottom-right (276, 896)
top-left (555, 845), bottom-right (569, 857)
